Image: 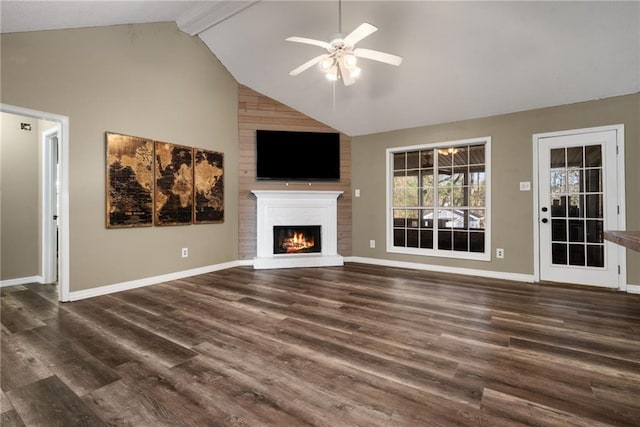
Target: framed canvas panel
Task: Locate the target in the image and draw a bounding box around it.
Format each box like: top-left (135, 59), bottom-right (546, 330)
top-left (105, 132), bottom-right (154, 228)
top-left (154, 141), bottom-right (193, 226)
top-left (193, 148), bottom-right (224, 224)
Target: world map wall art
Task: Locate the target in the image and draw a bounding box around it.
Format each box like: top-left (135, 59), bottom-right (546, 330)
top-left (106, 132), bottom-right (224, 228)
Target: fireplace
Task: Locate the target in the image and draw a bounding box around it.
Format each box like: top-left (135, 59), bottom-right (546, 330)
top-left (274, 225), bottom-right (321, 254)
top-left (252, 190), bottom-right (343, 269)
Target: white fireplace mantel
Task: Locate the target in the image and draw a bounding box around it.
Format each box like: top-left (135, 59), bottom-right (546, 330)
top-left (252, 190), bottom-right (344, 269)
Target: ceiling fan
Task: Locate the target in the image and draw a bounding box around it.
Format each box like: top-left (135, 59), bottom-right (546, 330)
top-left (286, 0), bottom-right (402, 86)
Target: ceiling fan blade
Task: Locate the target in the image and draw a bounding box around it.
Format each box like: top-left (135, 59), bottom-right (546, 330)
top-left (289, 54), bottom-right (330, 76)
top-left (338, 57), bottom-right (355, 86)
top-left (343, 23), bottom-right (377, 47)
top-left (353, 48), bottom-right (403, 66)
top-left (286, 36), bottom-right (330, 50)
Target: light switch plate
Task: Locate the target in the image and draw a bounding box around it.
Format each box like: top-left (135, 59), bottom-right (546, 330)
top-left (519, 181), bottom-right (531, 191)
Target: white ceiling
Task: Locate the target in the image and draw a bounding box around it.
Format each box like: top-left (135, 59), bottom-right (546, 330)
top-left (2, 1), bottom-right (639, 136)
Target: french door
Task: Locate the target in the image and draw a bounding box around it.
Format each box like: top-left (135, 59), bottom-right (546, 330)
top-left (536, 127), bottom-right (624, 288)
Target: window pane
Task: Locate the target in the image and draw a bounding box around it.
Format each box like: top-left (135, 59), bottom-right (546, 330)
top-left (438, 231), bottom-right (452, 250)
top-left (454, 231), bottom-right (468, 251)
top-left (469, 145), bottom-right (485, 164)
top-left (452, 187), bottom-right (466, 207)
top-left (407, 229), bottom-right (419, 248)
top-left (469, 232), bottom-right (485, 252)
top-left (421, 209), bottom-right (434, 228)
top-left (453, 147), bottom-right (468, 166)
top-left (422, 188), bottom-right (434, 206)
top-left (551, 197), bottom-right (567, 217)
top-left (437, 209), bottom-right (454, 228)
top-left (407, 151), bottom-right (420, 169)
top-left (586, 194), bottom-right (603, 218)
top-left (393, 209), bottom-right (406, 227)
top-left (421, 169), bottom-right (434, 187)
top-left (469, 209), bottom-right (485, 230)
top-left (569, 220), bottom-right (584, 242)
top-left (405, 170), bottom-right (420, 207)
top-left (567, 169), bottom-right (582, 194)
top-left (550, 170), bottom-right (566, 195)
top-left (407, 210), bottom-right (420, 228)
top-left (420, 150), bottom-right (434, 168)
top-left (393, 153), bottom-right (405, 170)
top-left (552, 219), bottom-right (567, 241)
top-left (438, 149), bottom-right (453, 166)
top-left (420, 230), bottom-right (433, 249)
top-left (393, 229), bottom-right (405, 246)
top-left (567, 195), bottom-right (583, 218)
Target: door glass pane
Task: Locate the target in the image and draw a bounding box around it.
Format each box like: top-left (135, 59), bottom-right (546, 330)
top-left (568, 220), bottom-right (584, 242)
top-left (567, 195), bottom-right (583, 218)
top-left (550, 170), bottom-right (566, 195)
top-left (552, 243), bottom-right (567, 265)
top-left (586, 194), bottom-right (603, 218)
top-left (587, 245), bottom-right (605, 267)
top-left (585, 169), bottom-right (602, 192)
top-left (567, 147), bottom-right (583, 167)
top-left (585, 145), bottom-right (602, 167)
top-left (569, 245), bottom-right (585, 265)
top-left (550, 148), bottom-right (565, 168)
top-left (569, 244), bottom-right (585, 266)
top-left (551, 197), bottom-right (567, 217)
top-left (567, 169), bottom-right (582, 193)
top-left (586, 220), bottom-right (603, 243)
top-left (551, 219), bottom-right (567, 241)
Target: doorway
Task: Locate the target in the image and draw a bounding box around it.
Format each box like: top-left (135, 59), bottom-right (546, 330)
top-left (1, 104), bottom-right (70, 301)
top-left (533, 125), bottom-right (626, 289)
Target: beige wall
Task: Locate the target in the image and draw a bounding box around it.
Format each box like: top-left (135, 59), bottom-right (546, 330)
top-left (1, 23), bottom-right (239, 292)
top-left (1, 112), bottom-right (41, 280)
top-left (352, 93), bottom-right (640, 285)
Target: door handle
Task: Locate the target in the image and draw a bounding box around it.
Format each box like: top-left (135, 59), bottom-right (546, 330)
top-left (541, 218), bottom-right (549, 224)
top-left (541, 207), bottom-right (548, 212)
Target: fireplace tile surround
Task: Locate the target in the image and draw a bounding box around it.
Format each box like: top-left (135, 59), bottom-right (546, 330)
top-left (252, 190), bottom-right (344, 269)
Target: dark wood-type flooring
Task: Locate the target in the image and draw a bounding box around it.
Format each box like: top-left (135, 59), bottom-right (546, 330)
top-left (2, 263), bottom-right (640, 426)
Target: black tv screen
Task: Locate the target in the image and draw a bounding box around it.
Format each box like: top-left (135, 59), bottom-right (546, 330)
top-left (256, 130), bottom-right (340, 181)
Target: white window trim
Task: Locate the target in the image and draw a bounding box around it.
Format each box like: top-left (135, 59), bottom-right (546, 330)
top-left (386, 136), bottom-right (492, 261)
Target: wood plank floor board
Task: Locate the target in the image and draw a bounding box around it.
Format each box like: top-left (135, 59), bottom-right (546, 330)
top-left (6, 376), bottom-right (106, 426)
top-left (2, 263), bottom-right (640, 426)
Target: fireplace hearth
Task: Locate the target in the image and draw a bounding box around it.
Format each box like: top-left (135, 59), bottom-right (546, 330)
top-left (274, 225), bottom-right (321, 254)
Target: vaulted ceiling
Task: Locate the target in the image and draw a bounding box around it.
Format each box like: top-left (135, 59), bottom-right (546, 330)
top-left (2, 1), bottom-right (639, 136)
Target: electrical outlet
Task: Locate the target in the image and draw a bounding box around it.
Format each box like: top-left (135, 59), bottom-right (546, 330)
top-left (369, 240), bottom-right (376, 248)
top-left (181, 248), bottom-right (188, 258)
top-left (496, 248), bottom-right (504, 259)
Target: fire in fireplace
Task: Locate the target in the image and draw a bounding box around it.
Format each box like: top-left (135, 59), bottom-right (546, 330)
top-left (273, 225), bottom-right (321, 254)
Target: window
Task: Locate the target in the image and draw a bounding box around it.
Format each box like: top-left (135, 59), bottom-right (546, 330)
top-left (387, 137), bottom-right (490, 260)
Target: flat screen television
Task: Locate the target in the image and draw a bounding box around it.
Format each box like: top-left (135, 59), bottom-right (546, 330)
top-left (256, 130), bottom-right (340, 181)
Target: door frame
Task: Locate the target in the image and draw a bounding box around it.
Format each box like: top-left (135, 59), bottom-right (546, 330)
top-left (42, 125), bottom-right (60, 285)
top-left (1, 103), bottom-right (70, 302)
top-left (532, 124), bottom-right (626, 290)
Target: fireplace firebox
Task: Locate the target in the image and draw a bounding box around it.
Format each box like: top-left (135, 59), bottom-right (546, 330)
top-left (273, 225), bottom-right (321, 254)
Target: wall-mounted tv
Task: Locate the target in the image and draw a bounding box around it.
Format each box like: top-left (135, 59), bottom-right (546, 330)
top-left (256, 130), bottom-right (340, 181)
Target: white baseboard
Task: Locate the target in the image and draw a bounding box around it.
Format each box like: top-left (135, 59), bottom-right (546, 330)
top-left (627, 284), bottom-right (640, 295)
top-left (0, 275), bottom-right (43, 288)
top-left (68, 261), bottom-right (244, 301)
top-left (345, 256), bottom-right (535, 283)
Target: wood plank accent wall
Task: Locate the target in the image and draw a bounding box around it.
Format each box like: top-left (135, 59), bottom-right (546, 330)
top-left (238, 85), bottom-right (352, 260)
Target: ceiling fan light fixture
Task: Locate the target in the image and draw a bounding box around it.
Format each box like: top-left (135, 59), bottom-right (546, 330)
top-left (326, 65), bottom-right (339, 81)
top-left (344, 53), bottom-right (357, 69)
top-left (350, 66), bottom-right (361, 79)
top-left (320, 57), bottom-right (335, 71)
